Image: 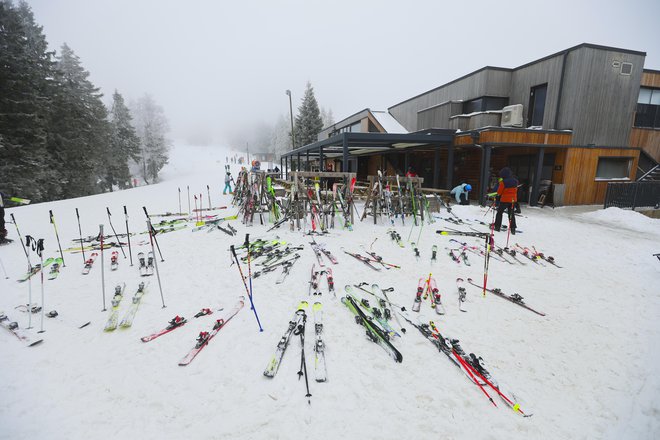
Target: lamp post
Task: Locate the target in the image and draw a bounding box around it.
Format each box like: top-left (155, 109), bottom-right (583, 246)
top-left (285, 89), bottom-right (296, 150)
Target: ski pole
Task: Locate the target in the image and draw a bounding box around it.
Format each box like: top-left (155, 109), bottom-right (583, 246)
top-left (10, 213), bottom-right (29, 262)
top-left (146, 219), bottom-right (167, 309)
top-left (49, 210), bottom-right (65, 267)
top-left (75, 208), bottom-right (86, 263)
top-left (187, 185), bottom-right (191, 215)
top-left (124, 206), bottom-right (133, 266)
top-left (295, 309), bottom-right (312, 404)
top-left (178, 187), bottom-right (182, 214)
top-left (245, 233), bottom-right (254, 306)
top-left (100, 225), bottom-right (106, 311)
top-left (229, 244), bottom-right (263, 332)
top-left (18, 223), bottom-right (34, 329)
top-left (207, 184), bottom-right (212, 210)
top-left (142, 207), bottom-right (164, 262)
top-left (0, 256), bottom-right (8, 279)
top-left (26, 236), bottom-right (45, 332)
top-left (106, 207), bottom-right (126, 258)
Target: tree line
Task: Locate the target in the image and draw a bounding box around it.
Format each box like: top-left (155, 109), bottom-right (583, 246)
top-left (0, 0), bottom-right (170, 203)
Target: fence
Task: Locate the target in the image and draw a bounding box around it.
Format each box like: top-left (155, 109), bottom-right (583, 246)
top-left (603, 181), bottom-right (660, 209)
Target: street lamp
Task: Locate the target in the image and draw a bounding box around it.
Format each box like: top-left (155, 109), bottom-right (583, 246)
top-left (285, 89), bottom-right (296, 150)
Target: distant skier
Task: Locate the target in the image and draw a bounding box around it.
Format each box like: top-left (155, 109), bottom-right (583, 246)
top-left (450, 183), bottom-right (472, 205)
top-left (0, 191), bottom-right (7, 242)
top-left (223, 172), bottom-right (233, 195)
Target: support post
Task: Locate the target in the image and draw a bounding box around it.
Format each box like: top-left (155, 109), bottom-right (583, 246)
top-left (342, 134), bottom-right (349, 172)
top-left (530, 147), bottom-right (545, 207)
top-left (306, 150), bottom-right (310, 171)
top-left (479, 146), bottom-right (492, 205)
top-left (433, 148), bottom-right (440, 188)
top-left (446, 145), bottom-right (454, 189)
top-left (319, 147), bottom-right (324, 171)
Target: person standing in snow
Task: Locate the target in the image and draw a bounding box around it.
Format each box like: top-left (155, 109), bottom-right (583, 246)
top-left (450, 183), bottom-right (472, 205)
top-left (223, 172), bottom-right (233, 195)
top-left (492, 167), bottom-right (518, 234)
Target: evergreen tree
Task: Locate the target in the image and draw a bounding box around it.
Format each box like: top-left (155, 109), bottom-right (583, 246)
top-left (0, 0), bottom-right (56, 201)
top-left (131, 94), bottom-right (170, 183)
top-left (50, 43), bottom-right (110, 197)
top-left (294, 82), bottom-right (323, 147)
top-left (320, 107), bottom-right (335, 129)
top-left (107, 91), bottom-right (141, 189)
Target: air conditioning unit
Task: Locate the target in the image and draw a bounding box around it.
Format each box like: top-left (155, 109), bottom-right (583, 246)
top-left (501, 104), bottom-right (523, 127)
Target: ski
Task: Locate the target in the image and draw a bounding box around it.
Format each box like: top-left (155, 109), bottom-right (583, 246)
top-left (137, 252), bottom-right (147, 276)
top-left (178, 297), bottom-right (245, 366)
top-left (110, 251), bottom-right (119, 271)
top-left (44, 310), bottom-right (91, 329)
top-left (82, 252), bottom-right (98, 275)
top-left (17, 258), bottom-right (54, 282)
top-left (141, 315), bottom-right (187, 342)
top-left (466, 278), bottom-right (546, 316)
top-left (119, 282), bottom-right (147, 328)
top-left (323, 267), bottom-right (335, 296)
top-left (145, 251), bottom-right (155, 276)
top-left (341, 248), bottom-right (381, 271)
top-left (0, 312), bottom-right (43, 346)
top-left (342, 289), bottom-right (402, 363)
top-left (264, 303), bottom-right (306, 377)
top-left (456, 277), bottom-right (468, 312)
top-left (412, 277), bottom-right (425, 312)
top-left (312, 302), bottom-right (327, 382)
top-left (431, 244), bottom-right (437, 262)
top-left (430, 277), bottom-right (445, 315)
top-left (104, 283), bottom-right (126, 331)
top-left (276, 254), bottom-right (300, 284)
top-left (47, 258), bottom-right (63, 280)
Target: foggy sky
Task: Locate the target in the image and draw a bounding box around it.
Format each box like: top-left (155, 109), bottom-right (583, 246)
top-left (27, 0), bottom-right (660, 146)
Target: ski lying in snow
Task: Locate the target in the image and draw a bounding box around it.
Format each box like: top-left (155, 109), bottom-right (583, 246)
top-left (412, 277), bottom-right (426, 312)
top-left (342, 289), bottom-right (402, 363)
top-left (44, 310), bottom-right (91, 329)
top-left (119, 282), bottom-right (147, 328)
top-left (141, 308), bottom-right (213, 342)
top-left (430, 277), bottom-right (445, 315)
top-left (82, 253), bottom-right (98, 275)
top-left (104, 283), bottom-right (126, 331)
top-left (110, 251), bottom-right (119, 271)
top-left (0, 312), bottom-right (43, 346)
top-left (17, 258), bottom-right (55, 282)
top-left (456, 278), bottom-right (468, 312)
top-left (341, 248), bottom-right (381, 271)
top-left (466, 278), bottom-right (545, 316)
top-left (312, 302), bottom-right (327, 382)
top-left (178, 297), bottom-right (244, 366)
top-left (264, 304), bottom-right (306, 377)
top-left (47, 258), bottom-right (63, 280)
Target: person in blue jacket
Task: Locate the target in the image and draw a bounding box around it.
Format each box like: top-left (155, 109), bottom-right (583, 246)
top-left (450, 183), bottom-right (472, 205)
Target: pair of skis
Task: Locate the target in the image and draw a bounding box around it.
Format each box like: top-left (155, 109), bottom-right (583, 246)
top-left (137, 252), bottom-right (154, 276)
top-left (141, 307), bottom-right (214, 342)
top-left (0, 312), bottom-right (43, 346)
top-left (412, 275), bottom-right (445, 315)
top-left (178, 298), bottom-right (244, 366)
top-left (466, 278), bottom-right (545, 316)
top-left (104, 282), bottom-right (147, 331)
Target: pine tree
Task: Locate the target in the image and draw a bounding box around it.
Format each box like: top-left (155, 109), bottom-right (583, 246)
top-left (107, 91), bottom-right (141, 189)
top-left (294, 82), bottom-right (324, 147)
top-left (131, 94), bottom-right (170, 183)
top-left (0, 0), bottom-right (56, 201)
top-left (50, 43), bottom-right (110, 197)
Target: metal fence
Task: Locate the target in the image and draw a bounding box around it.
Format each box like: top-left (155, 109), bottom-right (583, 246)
top-left (604, 181), bottom-right (660, 209)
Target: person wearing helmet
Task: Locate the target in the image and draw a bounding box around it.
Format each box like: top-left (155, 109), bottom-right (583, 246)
top-left (450, 183), bottom-right (472, 205)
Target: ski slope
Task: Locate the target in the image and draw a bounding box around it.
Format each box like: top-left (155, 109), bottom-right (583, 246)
top-left (1, 142), bottom-right (659, 440)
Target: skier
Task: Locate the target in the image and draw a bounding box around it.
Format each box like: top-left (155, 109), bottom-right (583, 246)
top-left (450, 183), bottom-right (472, 205)
top-left (492, 167), bottom-right (518, 234)
top-left (223, 172), bottom-right (233, 195)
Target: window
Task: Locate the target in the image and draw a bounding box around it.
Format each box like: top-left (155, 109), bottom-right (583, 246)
top-left (595, 157), bottom-right (632, 180)
top-left (462, 96), bottom-right (509, 114)
top-left (620, 62), bottom-right (633, 75)
top-left (528, 84), bottom-right (547, 127)
top-left (634, 87), bottom-right (660, 128)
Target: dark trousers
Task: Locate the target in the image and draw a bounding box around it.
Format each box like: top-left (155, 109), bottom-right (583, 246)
top-left (0, 206), bottom-right (5, 237)
top-left (494, 202), bottom-right (516, 232)
top-left (459, 193), bottom-right (469, 205)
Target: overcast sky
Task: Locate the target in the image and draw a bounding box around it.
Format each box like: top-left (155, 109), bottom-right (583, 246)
top-left (27, 0), bottom-right (660, 146)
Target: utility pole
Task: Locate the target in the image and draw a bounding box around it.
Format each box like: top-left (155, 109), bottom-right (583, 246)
top-left (286, 89), bottom-right (296, 149)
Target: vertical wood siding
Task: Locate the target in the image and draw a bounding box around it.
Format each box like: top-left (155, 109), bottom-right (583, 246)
top-left (629, 128), bottom-right (660, 162)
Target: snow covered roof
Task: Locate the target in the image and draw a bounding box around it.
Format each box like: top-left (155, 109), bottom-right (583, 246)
top-left (370, 111), bottom-right (408, 134)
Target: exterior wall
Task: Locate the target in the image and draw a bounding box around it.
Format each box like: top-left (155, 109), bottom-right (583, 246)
top-left (389, 68), bottom-right (512, 131)
top-left (559, 46), bottom-right (645, 146)
top-left (417, 101), bottom-right (463, 129)
top-left (641, 70), bottom-right (660, 87)
top-left (562, 148), bottom-right (640, 205)
top-left (317, 109), bottom-right (369, 139)
top-left (629, 128), bottom-right (660, 162)
top-left (508, 53), bottom-right (565, 128)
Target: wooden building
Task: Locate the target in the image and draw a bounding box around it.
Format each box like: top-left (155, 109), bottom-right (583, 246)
top-left (282, 43), bottom-right (659, 206)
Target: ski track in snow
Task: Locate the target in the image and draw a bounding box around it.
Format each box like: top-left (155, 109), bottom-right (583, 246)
top-left (1, 143), bottom-right (659, 440)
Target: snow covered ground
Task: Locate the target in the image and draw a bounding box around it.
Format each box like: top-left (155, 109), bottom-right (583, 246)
top-left (1, 142), bottom-right (659, 440)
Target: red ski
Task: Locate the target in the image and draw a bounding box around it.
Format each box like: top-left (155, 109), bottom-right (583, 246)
top-left (141, 308), bottom-right (213, 343)
top-left (178, 298), bottom-right (244, 366)
top-left (82, 252), bottom-right (98, 275)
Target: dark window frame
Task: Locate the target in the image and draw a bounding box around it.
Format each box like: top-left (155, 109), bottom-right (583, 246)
top-left (634, 87), bottom-right (660, 129)
top-left (595, 156), bottom-right (633, 181)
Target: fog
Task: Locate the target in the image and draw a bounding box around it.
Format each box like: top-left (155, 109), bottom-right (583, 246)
top-left (28, 0), bottom-right (660, 146)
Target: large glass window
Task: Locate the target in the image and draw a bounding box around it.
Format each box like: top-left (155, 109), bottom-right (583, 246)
top-left (634, 87), bottom-right (660, 128)
top-left (595, 157), bottom-right (632, 180)
top-left (462, 96), bottom-right (509, 114)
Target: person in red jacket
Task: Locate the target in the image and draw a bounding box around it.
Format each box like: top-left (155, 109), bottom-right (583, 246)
top-left (493, 167), bottom-right (518, 233)
top-left (405, 167), bottom-right (418, 177)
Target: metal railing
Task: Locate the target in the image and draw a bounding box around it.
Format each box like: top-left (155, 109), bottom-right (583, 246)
top-left (604, 181), bottom-right (660, 209)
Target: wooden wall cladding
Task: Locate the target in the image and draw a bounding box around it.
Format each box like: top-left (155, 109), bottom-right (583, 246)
top-left (629, 128), bottom-right (660, 162)
top-left (641, 71), bottom-right (660, 88)
top-left (563, 148), bottom-right (640, 205)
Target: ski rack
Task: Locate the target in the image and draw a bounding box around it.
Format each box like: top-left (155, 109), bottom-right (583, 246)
top-left (361, 175), bottom-right (431, 225)
top-left (232, 170), bottom-right (283, 226)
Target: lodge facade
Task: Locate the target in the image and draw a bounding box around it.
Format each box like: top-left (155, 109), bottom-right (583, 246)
top-left (281, 43), bottom-right (660, 206)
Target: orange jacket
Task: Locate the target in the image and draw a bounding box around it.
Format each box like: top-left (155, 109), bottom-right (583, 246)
top-left (497, 180), bottom-right (518, 203)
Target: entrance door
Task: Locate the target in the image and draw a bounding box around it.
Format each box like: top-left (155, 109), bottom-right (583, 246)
top-left (527, 84), bottom-right (548, 127)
